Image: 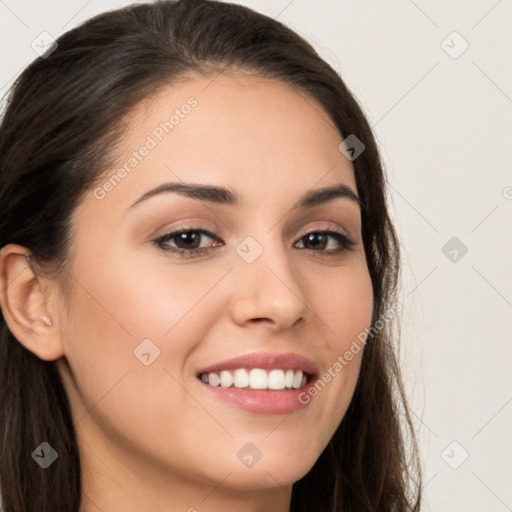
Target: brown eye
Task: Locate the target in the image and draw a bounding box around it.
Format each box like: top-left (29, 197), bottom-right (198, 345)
top-left (170, 231), bottom-right (203, 250)
top-left (295, 230), bottom-right (356, 254)
top-left (154, 227), bottom-right (221, 257)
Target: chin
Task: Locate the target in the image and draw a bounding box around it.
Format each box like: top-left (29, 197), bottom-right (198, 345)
top-left (194, 435), bottom-right (321, 491)
top-left (213, 458), bottom-right (313, 492)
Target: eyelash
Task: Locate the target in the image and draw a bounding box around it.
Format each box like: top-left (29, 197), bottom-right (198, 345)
top-left (152, 225), bottom-right (356, 259)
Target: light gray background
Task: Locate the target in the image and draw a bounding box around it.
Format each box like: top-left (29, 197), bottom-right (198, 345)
top-left (1, 1), bottom-right (511, 511)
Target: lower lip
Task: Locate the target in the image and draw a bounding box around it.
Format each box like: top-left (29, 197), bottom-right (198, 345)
top-left (197, 377), bottom-right (317, 415)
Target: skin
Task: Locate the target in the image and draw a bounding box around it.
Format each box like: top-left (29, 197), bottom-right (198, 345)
top-left (0, 72), bottom-right (373, 512)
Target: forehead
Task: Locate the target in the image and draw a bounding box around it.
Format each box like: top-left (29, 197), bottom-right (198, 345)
top-left (79, 71), bottom-right (357, 221)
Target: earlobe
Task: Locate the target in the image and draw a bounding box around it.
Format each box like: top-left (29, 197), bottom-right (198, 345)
top-left (0, 243), bottom-right (64, 361)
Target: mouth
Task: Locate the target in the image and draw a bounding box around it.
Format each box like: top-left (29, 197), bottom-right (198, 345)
top-left (195, 352), bottom-right (319, 415)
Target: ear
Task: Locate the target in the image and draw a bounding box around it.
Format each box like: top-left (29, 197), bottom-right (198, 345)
top-left (0, 243), bottom-right (65, 361)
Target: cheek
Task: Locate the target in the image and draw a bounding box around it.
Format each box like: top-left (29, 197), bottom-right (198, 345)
top-left (317, 260), bottom-right (374, 350)
top-left (59, 250), bottom-right (230, 465)
top-left (67, 246), bottom-right (219, 349)
top-left (61, 249), bottom-right (227, 405)
top-left (303, 261), bottom-right (373, 430)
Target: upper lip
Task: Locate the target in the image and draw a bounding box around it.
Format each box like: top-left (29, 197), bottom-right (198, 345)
top-left (196, 352), bottom-right (319, 377)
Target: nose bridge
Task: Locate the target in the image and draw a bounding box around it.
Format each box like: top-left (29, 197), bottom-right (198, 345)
top-left (229, 228), bottom-right (307, 328)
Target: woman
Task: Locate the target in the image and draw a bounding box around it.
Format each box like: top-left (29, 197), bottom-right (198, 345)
top-left (0, 0), bottom-right (422, 510)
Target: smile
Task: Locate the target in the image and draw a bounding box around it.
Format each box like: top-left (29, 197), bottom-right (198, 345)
top-left (199, 368), bottom-right (308, 390)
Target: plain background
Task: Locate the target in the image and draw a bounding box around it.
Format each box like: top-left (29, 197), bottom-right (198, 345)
top-left (1, 1), bottom-right (511, 510)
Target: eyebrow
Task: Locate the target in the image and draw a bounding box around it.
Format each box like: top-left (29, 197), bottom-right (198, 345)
top-left (128, 182), bottom-right (363, 211)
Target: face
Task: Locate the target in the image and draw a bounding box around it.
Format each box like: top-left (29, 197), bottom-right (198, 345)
top-left (54, 72), bottom-right (374, 499)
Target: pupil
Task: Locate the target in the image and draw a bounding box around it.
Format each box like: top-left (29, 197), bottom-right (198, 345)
top-left (306, 233), bottom-right (326, 250)
top-left (176, 232), bottom-right (200, 249)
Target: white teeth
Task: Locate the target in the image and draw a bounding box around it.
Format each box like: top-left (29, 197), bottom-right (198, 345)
top-left (292, 370), bottom-right (303, 389)
top-left (220, 370), bottom-right (233, 388)
top-left (268, 369), bottom-right (286, 390)
top-left (233, 369), bottom-right (250, 388)
top-left (208, 372), bottom-right (220, 386)
top-left (200, 368), bottom-right (309, 390)
top-left (284, 369), bottom-right (294, 388)
top-left (249, 369), bottom-right (268, 389)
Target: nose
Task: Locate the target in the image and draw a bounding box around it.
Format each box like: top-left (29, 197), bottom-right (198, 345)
top-left (229, 237), bottom-right (308, 331)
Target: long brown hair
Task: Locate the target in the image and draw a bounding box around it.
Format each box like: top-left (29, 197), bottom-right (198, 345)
top-left (0, 1), bottom-right (422, 510)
